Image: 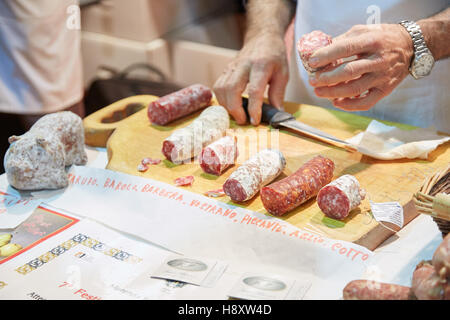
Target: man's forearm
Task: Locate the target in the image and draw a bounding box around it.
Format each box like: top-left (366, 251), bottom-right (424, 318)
top-left (418, 7), bottom-right (450, 61)
top-left (244, 0), bottom-right (296, 43)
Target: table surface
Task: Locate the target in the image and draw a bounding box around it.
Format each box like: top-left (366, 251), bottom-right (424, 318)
top-left (0, 145), bottom-right (444, 296)
top-left (84, 146), bottom-right (445, 287)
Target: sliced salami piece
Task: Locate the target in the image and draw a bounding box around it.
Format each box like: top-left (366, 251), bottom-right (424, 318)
top-left (297, 30), bottom-right (333, 74)
top-left (343, 280), bottom-right (412, 300)
top-left (261, 155), bottom-right (335, 216)
top-left (148, 84), bottom-right (212, 125)
top-left (223, 149), bottom-right (286, 202)
top-left (204, 188), bottom-right (226, 198)
top-left (317, 174), bottom-right (366, 220)
top-left (199, 136), bottom-right (238, 176)
top-left (137, 163), bottom-right (149, 172)
top-left (162, 106), bottom-right (230, 163)
top-left (174, 175), bottom-right (194, 187)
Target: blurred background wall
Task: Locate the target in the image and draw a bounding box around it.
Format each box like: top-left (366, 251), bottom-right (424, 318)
top-left (79, 0), bottom-right (301, 111)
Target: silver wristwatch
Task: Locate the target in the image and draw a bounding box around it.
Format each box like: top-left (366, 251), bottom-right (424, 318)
top-left (399, 20), bottom-right (435, 79)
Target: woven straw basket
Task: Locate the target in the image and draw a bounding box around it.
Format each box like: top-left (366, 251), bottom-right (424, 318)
top-left (413, 164), bottom-right (450, 237)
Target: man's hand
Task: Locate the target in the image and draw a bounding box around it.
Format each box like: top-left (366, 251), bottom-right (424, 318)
top-left (308, 24), bottom-right (414, 111)
top-left (213, 32), bottom-right (289, 125)
top-left (213, 0), bottom-right (295, 126)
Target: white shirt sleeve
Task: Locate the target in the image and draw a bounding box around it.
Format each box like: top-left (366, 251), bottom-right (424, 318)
top-left (0, 0), bottom-right (83, 115)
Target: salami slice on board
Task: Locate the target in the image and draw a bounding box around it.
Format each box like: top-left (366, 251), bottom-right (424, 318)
top-left (174, 175), bottom-right (194, 187)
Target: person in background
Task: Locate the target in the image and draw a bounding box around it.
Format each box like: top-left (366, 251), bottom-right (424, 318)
top-left (0, 0), bottom-right (84, 173)
top-left (214, 0), bottom-right (449, 133)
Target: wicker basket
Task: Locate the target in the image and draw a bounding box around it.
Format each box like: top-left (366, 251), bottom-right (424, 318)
top-left (413, 164), bottom-right (450, 237)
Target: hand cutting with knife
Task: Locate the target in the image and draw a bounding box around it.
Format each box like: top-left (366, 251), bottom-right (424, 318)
top-left (213, 0), bottom-right (449, 133)
top-left (213, 0), bottom-right (295, 126)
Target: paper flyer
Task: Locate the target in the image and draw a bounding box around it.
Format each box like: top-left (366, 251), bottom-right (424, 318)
top-left (0, 207), bottom-right (233, 300)
top-left (0, 192), bottom-right (42, 229)
top-left (5, 166), bottom-right (374, 299)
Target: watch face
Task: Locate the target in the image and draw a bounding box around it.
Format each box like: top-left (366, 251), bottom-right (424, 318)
top-left (413, 53), bottom-right (435, 78)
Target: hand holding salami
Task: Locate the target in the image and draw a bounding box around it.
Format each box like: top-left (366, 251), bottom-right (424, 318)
top-left (297, 30), bottom-right (334, 74)
top-left (307, 24), bottom-right (413, 111)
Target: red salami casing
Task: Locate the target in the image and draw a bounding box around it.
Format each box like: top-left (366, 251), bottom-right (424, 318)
top-left (260, 155), bottom-right (335, 216)
top-left (148, 84), bottom-right (212, 125)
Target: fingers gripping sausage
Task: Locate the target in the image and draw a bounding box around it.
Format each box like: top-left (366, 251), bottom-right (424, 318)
top-left (343, 280), bottom-right (412, 300)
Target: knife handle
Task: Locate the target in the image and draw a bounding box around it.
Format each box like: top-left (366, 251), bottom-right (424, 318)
top-left (242, 97), bottom-right (294, 128)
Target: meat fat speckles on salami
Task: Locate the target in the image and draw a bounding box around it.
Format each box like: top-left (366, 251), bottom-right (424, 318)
top-left (223, 149), bottom-right (286, 202)
top-left (199, 135), bottom-right (238, 176)
top-left (260, 155), bottom-right (335, 216)
top-left (317, 174), bottom-right (366, 220)
top-left (162, 106), bottom-right (230, 164)
top-left (148, 84), bottom-right (212, 125)
top-left (297, 30), bottom-right (333, 74)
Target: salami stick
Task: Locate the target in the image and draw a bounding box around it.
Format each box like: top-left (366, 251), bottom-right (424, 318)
top-left (260, 155), bottom-right (335, 216)
top-left (199, 136), bottom-right (238, 176)
top-left (317, 174), bottom-right (366, 220)
top-left (223, 149), bottom-right (286, 202)
top-left (148, 84), bottom-right (212, 125)
top-left (162, 106), bottom-right (229, 163)
top-left (343, 280), bottom-right (412, 300)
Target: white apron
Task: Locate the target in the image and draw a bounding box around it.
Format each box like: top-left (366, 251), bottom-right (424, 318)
top-left (294, 0), bottom-right (450, 133)
top-left (0, 0), bottom-right (83, 115)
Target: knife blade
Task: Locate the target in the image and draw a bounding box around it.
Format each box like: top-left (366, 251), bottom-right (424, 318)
top-left (241, 97), bottom-right (357, 152)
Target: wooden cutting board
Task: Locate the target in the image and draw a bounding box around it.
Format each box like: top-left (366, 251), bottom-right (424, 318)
top-left (83, 95), bottom-right (450, 250)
